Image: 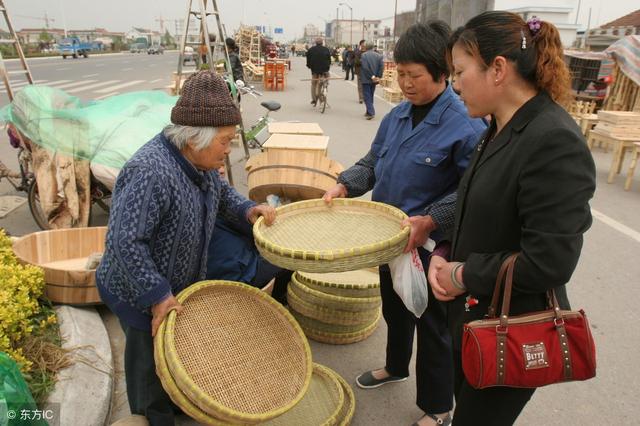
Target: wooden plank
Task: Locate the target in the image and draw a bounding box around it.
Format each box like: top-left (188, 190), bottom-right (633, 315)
top-left (268, 122), bottom-right (324, 135)
top-left (263, 133), bottom-right (329, 151)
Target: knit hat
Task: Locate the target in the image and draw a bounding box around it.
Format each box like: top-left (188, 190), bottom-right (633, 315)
top-left (171, 71), bottom-right (241, 127)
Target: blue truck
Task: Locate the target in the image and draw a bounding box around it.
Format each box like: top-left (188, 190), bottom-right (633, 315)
top-left (58, 37), bottom-right (98, 59)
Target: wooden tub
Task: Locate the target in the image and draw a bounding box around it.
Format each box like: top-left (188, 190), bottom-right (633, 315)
top-left (12, 227), bottom-right (107, 305)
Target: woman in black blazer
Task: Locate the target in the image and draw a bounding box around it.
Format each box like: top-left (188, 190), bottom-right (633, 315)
top-left (427, 12), bottom-right (596, 425)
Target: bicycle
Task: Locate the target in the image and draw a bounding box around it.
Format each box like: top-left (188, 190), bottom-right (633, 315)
top-left (236, 81), bottom-right (281, 149)
top-left (316, 75), bottom-right (329, 114)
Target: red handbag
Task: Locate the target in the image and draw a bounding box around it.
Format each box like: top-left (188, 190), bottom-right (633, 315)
top-left (462, 253), bottom-right (597, 389)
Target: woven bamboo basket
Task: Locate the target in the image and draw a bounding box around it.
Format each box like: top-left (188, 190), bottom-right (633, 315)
top-left (163, 281), bottom-right (313, 424)
top-left (294, 269), bottom-right (380, 298)
top-left (153, 320), bottom-right (231, 425)
top-left (301, 314), bottom-right (380, 345)
top-left (289, 275), bottom-right (381, 312)
top-left (262, 363), bottom-right (344, 426)
top-left (254, 199), bottom-right (409, 272)
top-left (287, 288), bottom-right (380, 326)
top-left (12, 227), bottom-right (106, 305)
top-left (291, 309), bottom-right (381, 335)
top-left (333, 370), bottom-right (355, 426)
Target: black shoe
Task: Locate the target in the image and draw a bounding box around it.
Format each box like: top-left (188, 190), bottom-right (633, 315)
top-left (311, 100), bottom-right (316, 106)
top-left (365, 114), bottom-right (374, 120)
top-left (359, 100), bottom-right (363, 104)
top-left (355, 370), bottom-right (407, 389)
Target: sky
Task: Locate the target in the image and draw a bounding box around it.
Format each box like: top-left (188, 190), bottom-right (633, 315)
top-left (5, 0), bottom-right (639, 41)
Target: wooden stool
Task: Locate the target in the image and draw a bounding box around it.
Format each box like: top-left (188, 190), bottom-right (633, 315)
top-left (625, 142), bottom-right (640, 191)
top-left (588, 130), bottom-right (640, 184)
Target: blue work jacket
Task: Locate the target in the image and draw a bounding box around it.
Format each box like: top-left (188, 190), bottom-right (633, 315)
top-left (370, 85), bottom-right (486, 227)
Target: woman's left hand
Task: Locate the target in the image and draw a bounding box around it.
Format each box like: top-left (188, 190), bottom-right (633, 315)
top-left (248, 204), bottom-right (276, 225)
top-left (435, 261), bottom-right (467, 299)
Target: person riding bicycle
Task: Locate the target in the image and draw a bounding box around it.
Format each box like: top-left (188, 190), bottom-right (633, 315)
top-left (306, 37), bottom-right (331, 107)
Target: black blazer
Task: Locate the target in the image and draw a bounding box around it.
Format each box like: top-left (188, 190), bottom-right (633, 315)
top-left (449, 92), bottom-right (596, 348)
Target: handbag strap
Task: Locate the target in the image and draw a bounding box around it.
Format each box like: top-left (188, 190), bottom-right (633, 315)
top-left (499, 257), bottom-right (564, 326)
top-left (487, 253), bottom-right (519, 318)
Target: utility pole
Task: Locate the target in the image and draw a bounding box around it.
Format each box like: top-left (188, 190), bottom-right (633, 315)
top-left (393, 0), bottom-right (398, 43)
top-left (336, 7), bottom-right (339, 45)
top-left (339, 2), bottom-right (353, 47)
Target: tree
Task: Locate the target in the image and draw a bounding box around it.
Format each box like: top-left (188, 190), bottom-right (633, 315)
top-left (162, 29), bottom-right (175, 48)
top-left (38, 30), bottom-right (52, 43)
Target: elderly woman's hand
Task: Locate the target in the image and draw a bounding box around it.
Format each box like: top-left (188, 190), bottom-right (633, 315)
top-left (401, 215), bottom-right (436, 253)
top-left (248, 204), bottom-right (276, 225)
top-left (151, 295), bottom-right (184, 337)
top-left (322, 183), bottom-right (348, 205)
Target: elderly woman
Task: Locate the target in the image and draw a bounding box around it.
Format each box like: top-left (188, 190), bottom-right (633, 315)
top-left (96, 71), bottom-right (274, 425)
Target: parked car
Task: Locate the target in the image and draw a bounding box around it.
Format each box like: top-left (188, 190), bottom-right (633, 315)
top-left (147, 45), bottom-right (164, 55)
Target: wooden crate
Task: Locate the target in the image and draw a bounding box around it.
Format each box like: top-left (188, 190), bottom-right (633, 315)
top-left (597, 111), bottom-right (640, 126)
top-left (262, 134), bottom-right (330, 157)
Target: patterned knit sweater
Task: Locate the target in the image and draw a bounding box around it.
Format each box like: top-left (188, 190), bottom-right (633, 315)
top-left (96, 132), bottom-right (255, 331)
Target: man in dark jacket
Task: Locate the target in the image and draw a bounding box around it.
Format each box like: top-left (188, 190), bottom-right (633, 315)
top-left (360, 43), bottom-right (384, 119)
top-left (225, 38), bottom-right (244, 83)
top-left (354, 39), bottom-right (366, 103)
top-left (305, 37), bottom-right (331, 106)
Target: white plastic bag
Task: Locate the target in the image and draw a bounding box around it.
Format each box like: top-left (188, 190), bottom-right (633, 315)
top-left (388, 248), bottom-right (429, 318)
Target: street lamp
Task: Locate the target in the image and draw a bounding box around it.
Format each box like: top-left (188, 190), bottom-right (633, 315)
top-left (338, 2), bottom-right (353, 47)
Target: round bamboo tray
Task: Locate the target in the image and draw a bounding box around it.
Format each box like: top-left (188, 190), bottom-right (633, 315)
top-left (289, 274), bottom-right (381, 312)
top-left (253, 199), bottom-right (409, 272)
top-left (301, 314), bottom-right (381, 345)
top-left (12, 226), bottom-right (106, 305)
top-left (295, 269), bottom-right (380, 298)
top-left (153, 319), bottom-right (230, 426)
top-left (286, 288), bottom-right (380, 326)
top-left (163, 281), bottom-right (313, 424)
top-left (262, 363), bottom-right (344, 426)
top-left (332, 370), bottom-right (355, 426)
top-left (291, 309), bottom-right (381, 335)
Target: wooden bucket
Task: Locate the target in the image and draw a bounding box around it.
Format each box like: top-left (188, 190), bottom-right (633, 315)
top-left (12, 227), bottom-right (107, 305)
top-left (246, 151), bottom-right (344, 203)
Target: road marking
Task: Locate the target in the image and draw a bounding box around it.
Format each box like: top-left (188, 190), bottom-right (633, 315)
top-left (94, 92), bottom-right (119, 100)
top-left (592, 209), bottom-right (640, 244)
top-left (122, 67), bottom-right (133, 71)
top-left (83, 73), bottom-right (99, 78)
top-left (56, 67), bottom-right (71, 71)
top-left (95, 64), bottom-right (105, 67)
top-left (148, 64), bottom-right (157, 67)
top-left (94, 80), bottom-right (145, 93)
top-left (149, 78), bottom-right (163, 84)
top-left (66, 80), bottom-right (121, 93)
top-left (45, 79), bottom-right (72, 86)
top-left (46, 80), bottom-right (99, 90)
top-left (0, 80), bottom-right (47, 93)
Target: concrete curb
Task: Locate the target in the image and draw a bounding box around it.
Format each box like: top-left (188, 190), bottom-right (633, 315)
top-left (46, 306), bottom-right (113, 426)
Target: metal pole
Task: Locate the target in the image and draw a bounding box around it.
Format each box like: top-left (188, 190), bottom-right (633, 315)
top-left (336, 7), bottom-right (339, 45)
top-left (393, 0), bottom-right (398, 43)
top-left (350, 9), bottom-right (353, 46)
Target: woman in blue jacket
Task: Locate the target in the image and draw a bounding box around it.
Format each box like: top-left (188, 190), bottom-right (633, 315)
top-left (324, 22), bottom-right (486, 426)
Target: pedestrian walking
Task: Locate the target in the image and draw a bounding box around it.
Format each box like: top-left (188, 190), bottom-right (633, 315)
top-left (360, 43), bottom-right (384, 119)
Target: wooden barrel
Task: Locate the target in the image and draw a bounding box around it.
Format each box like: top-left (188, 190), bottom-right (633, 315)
top-left (246, 151), bottom-right (344, 203)
top-left (12, 227), bottom-right (107, 305)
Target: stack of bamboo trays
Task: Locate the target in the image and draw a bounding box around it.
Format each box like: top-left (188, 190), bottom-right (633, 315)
top-left (287, 269), bottom-right (382, 344)
top-left (594, 111), bottom-right (640, 138)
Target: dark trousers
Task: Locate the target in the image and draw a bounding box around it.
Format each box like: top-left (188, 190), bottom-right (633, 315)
top-left (379, 256), bottom-right (454, 414)
top-left (121, 322), bottom-right (178, 426)
top-left (451, 346), bottom-right (535, 425)
top-left (362, 83), bottom-right (376, 116)
top-left (251, 256), bottom-right (292, 304)
top-left (345, 64), bottom-right (355, 80)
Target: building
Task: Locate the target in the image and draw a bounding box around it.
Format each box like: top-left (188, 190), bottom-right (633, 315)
top-left (303, 24), bottom-right (321, 44)
top-left (578, 9), bottom-right (640, 51)
top-left (498, 1), bottom-right (580, 47)
top-left (416, 0), bottom-right (493, 28)
top-left (328, 19), bottom-right (381, 46)
top-left (17, 28), bottom-right (66, 45)
top-left (126, 27), bottom-right (162, 46)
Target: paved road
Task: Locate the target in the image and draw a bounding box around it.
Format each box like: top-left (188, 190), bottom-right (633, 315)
top-left (1, 55), bottom-right (639, 425)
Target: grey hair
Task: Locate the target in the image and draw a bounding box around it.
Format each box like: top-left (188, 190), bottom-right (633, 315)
top-left (163, 124), bottom-right (218, 151)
